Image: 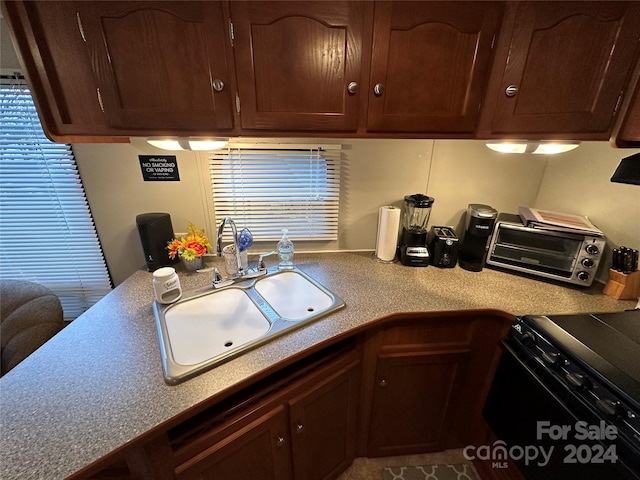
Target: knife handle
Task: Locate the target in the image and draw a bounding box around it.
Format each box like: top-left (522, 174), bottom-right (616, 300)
top-left (612, 248), bottom-right (622, 271)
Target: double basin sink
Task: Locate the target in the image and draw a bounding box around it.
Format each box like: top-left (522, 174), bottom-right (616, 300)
top-left (153, 268), bottom-right (345, 384)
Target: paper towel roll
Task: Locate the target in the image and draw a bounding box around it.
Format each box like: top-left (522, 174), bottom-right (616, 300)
top-left (375, 206), bottom-right (401, 262)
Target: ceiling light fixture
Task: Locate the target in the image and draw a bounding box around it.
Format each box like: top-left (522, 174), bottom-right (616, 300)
top-left (485, 141), bottom-right (580, 155)
top-left (146, 137), bottom-right (229, 151)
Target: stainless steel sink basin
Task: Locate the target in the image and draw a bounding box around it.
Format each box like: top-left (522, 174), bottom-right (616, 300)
top-left (153, 267), bottom-right (344, 384)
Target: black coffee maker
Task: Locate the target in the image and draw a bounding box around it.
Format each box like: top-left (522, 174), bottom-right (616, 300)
top-left (399, 194), bottom-right (434, 267)
top-left (459, 203), bottom-right (498, 271)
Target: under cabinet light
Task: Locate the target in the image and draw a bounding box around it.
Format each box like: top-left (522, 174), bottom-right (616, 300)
top-left (485, 142), bottom-right (528, 154)
top-left (486, 141), bottom-right (580, 155)
top-left (145, 137), bottom-right (229, 151)
top-left (146, 139), bottom-right (184, 151)
top-left (187, 139), bottom-right (229, 150)
top-left (530, 143), bottom-right (580, 155)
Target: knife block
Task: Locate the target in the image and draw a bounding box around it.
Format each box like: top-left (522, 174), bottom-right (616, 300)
top-left (603, 269), bottom-right (640, 300)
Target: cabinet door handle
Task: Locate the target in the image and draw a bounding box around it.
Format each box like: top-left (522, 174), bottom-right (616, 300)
top-left (505, 84), bottom-right (518, 97)
top-left (276, 436), bottom-right (285, 447)
top-left (379, 378), bottom-right (388, 387)
top-left (296, 423), bottom-right (304, 434)
top-left (373, 83), bottom-right (384, 96)
top-left (347, 82), bottom-right (358, 94)
top-left (96, 88), bottom-right (104, 113)
top-left (212, 79), bottom-right (225, 92)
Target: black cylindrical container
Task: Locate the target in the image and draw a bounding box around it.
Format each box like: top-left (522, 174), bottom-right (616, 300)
top-left (459, 204), bottom-right (498, 272)
top-left (136, 213), bottom-right (179, 271)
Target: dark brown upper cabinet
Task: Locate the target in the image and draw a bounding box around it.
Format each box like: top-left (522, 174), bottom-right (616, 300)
top-left (230, 1), bottom-right (370, 132)
top-left (612, 58), bottom-right (640, 147)
top-left (479, 2), bottom-right (640, 139)
top-left (76, 1), bottom-right (234, 132)
top-left (367, 2), bottom-right (503, 134)
top-left (5, 1), bottom-right (640, 141)
top-left (1, 1), bottom-right (120, 140)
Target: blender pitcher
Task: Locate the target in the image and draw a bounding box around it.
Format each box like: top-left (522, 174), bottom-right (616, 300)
top-left (399, 194), bottom-right (434, 266)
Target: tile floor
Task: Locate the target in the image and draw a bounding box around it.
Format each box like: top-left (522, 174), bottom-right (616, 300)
top-left (336, 448), bottom-right (482, 480)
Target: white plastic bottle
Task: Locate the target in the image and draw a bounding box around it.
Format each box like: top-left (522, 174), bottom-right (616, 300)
top-left (277, 228), bottom-right (294, 270)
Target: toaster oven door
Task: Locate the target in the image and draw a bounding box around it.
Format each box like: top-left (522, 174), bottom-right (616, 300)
top-left (489, 226), bottom-right (582, 277)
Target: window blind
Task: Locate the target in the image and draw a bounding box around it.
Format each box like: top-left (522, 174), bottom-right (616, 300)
top-left (209, 143), bottom-right (341, 241)
top-left (0, 76), bottom-right (112, 320)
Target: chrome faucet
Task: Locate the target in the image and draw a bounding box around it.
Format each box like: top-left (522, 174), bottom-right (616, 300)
top-left (212, 217), bottom-right (275, 288)
top-left (216, 217), bottom-right (244, 277)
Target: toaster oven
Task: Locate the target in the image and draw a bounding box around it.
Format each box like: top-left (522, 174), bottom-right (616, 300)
top-left (486, 213), bottom-right (606, 287)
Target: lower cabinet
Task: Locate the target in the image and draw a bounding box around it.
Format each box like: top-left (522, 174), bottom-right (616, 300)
top-left (175, 406), bottom-right (292, 480)
top-left (289, 360), bottom-right (360, 480)
top-left (368, 349), bottom-right (470, 456)
top-left (173, 351), bottom-right (361, 480)
top-left (362, 311), bottom-right (512, 458)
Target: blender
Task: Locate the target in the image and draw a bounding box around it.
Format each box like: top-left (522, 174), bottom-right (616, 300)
top-left (399, 194), bottom-right (435, 266)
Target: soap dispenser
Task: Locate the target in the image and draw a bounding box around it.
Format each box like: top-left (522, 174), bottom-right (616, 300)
top-left (277, 228), bottom-right (294, 270)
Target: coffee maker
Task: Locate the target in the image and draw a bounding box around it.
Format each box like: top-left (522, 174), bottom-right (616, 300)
top-left (399, 194), bottom-right (434, 267)
top-left (458, 203), bottom-right (498, 271)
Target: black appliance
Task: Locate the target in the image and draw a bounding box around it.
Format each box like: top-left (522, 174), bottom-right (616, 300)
top-left (136, 213), bottom-right (178, 271)
top-left (427, 226), bottom-right (459, 268)
top-left (399, 194), bottom-right (434, 267)
top-left (484, 310), bottom-right (640, 480)
top-left (611, 152), bottom-right (640, 185)
top-left (459, 203), bottom-right (498, 271)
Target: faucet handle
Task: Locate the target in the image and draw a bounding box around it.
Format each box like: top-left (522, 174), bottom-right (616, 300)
top-left (212, 267), bottom-right (223, 283)
top-left (257, 251), bottom-right (276, 271)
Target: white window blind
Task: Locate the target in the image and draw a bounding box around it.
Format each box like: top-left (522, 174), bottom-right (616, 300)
top-left (209, 143), bottom-right (341, 241)
top-left (0, 76), bottom-right (112, 320)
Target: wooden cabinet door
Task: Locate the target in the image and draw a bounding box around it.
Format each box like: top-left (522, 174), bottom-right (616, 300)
top-left (613, 58), bottom-right (640, 147)
top-left (175, 405), bottom-right (292, 480)
top-left (77, 1), bottom-right (234, 131)
top-left (487, 2), bottom-right (640, 137)
top-left (367, 2), bottom-right (502, 133)
top-left (368, 349), bottom-right (470, 457)
top-left (230, 1), bottom-right (369, 131)
top-left (1, 1), bottom-right (119, 139)
top-left (288, 360), bottom-right (360, 480)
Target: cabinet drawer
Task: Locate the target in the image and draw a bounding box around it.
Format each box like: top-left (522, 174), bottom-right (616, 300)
top-left (381, 316), bottom-right (474, 349)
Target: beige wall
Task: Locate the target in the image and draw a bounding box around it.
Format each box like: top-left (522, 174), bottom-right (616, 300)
top-left (74, 139), bottom-right (548, 285)
top-left (534, 142), bottom-right (640, 280)
top-left (1, 18), bottom-right (21, 71)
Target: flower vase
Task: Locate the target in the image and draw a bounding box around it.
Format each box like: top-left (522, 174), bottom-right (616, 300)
top-left (181, 256), bottom-right (203, 272)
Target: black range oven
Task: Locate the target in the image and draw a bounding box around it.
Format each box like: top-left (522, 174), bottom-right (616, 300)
top-left (483, 310), bottom-right (640, 480)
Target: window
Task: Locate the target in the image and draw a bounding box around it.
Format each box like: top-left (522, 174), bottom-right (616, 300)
top-left (0, 75), bottom-right (112, 320)
top-left (209, 143), bottom-right (341, 241)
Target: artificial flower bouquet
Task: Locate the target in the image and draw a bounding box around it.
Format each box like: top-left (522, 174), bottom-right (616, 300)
top-left (167, 222), bottom-right (212, 261)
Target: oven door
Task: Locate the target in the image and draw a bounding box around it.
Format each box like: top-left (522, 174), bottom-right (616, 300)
top-left (488, 225), bottom-right (582, 278)
top-left (483, 340), bottom-right (640, 480)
